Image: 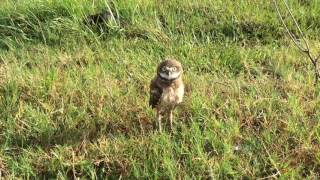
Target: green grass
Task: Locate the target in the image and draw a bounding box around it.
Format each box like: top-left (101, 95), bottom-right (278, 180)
top-left (0, 0), bottom-right (320, 178)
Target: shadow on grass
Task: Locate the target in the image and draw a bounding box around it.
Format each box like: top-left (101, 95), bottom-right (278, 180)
top-left (4, 115), bottom-right (157, 150)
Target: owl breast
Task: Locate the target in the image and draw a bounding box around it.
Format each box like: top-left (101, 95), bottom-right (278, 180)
top-left (160, 84), bottom-right (184, 109)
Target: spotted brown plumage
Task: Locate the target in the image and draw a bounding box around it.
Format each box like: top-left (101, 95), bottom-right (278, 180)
top-left (149, 79), bottom-right (162, 108)
top-left (149, 58), bottom-right (184, 132)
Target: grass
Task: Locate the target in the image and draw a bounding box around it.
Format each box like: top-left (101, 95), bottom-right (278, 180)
top-left (0, 0), bottom-right (320, 178)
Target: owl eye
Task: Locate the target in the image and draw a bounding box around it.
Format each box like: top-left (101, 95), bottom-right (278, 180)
top-left (172, 67), bottom-right (177, 71)
top-left (161, 67), bottom-right (166, 71)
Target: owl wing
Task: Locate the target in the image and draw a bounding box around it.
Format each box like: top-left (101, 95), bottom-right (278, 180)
top-left (149, 79), bottom-right (162, 108)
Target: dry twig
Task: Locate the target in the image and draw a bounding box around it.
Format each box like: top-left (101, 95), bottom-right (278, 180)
top-left (273, 0), bottom-right (320, 84)
top-left (258, 141), bottom-right (281, 179)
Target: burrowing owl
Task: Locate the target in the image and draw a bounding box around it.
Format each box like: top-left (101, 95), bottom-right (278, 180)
top-left (149, 58), bottom-right (185, 132)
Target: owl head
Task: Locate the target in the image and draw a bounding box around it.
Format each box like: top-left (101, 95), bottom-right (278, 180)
top-left (157, 58), bottom-right (183, 81)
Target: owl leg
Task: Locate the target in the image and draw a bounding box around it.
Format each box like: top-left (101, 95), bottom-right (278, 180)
top-left (169, 110), bottom-right (173, 132)
top-left (157, 109), bottom-right (163, 132)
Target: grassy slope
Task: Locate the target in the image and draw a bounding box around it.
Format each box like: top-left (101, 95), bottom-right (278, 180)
top-left (0, 0), bottom-right (320, 178)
